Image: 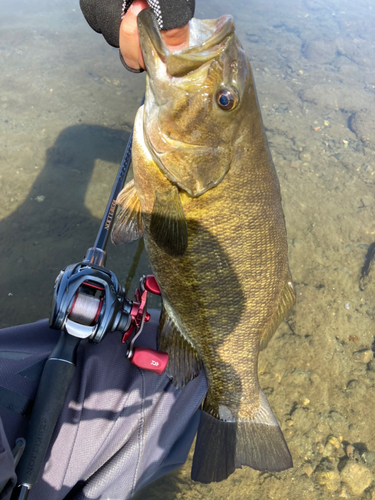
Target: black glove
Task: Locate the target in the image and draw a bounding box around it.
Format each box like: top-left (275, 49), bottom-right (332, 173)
top-left (80, 0), bottom-right (122, 48)
top-left (80, 0), bottom-right (195, 49)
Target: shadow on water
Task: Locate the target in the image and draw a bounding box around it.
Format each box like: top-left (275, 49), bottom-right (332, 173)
top-left (0, 123), bottom-right (150, 328)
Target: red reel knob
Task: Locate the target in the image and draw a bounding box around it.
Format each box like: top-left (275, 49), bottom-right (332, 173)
top-left (144, 275), bottom-right (161, 296)
top-left (130, 347), bottom-right (168, 375)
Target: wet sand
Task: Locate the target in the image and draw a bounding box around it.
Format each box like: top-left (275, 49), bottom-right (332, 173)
top-left (1, 0), bottom-right (375, 498)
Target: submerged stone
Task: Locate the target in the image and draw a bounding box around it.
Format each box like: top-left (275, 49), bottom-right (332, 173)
top-left (340, 461), bottom-right (373, 496)
top-left (315, 467), bottom-right (341, 492)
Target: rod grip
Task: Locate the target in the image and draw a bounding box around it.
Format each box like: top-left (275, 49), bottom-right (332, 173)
top-left (16, 332), bottom-right (80, 488)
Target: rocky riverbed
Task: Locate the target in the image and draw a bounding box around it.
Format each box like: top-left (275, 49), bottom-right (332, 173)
top-left (1, 0), bottom-right (375, 498)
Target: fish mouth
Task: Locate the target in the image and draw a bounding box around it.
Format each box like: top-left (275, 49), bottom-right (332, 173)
top-left (137, 9), bottom-right (235, 78)
top-left (136, 9), bottom-right (238, 197)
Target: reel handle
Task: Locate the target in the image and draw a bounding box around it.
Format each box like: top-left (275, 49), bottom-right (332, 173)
top-left (130, 347), bottom-right (168, 375)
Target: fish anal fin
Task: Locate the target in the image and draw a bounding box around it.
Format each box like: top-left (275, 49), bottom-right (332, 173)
top-left (158, 307), bottom-right (202, 388)
top-left (259, 277), bottom-right (296, 351)
top-left (150, 186), bottom-right (188, 257)
top-left (111, 180), bottom-right (144, 246)
top-left (191, 390), bottom-right (292, 483)
top-left (191, 412), bottom-right (236, 483)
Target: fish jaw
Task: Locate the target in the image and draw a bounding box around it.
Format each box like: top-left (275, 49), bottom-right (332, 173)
top-left (136, 9), bottom-right (236, 81)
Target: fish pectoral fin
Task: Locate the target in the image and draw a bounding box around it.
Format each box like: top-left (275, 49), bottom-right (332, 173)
top-left (259, 276), bottom-right (296, 351)
top-left (150, 186), bottom-right (188, 257)
top-left (191, 391), bottom-right (292, 483)
top-left (111, 180), bottom-right (144, 246)
top-left (158, 307), bottom-right (202, 388)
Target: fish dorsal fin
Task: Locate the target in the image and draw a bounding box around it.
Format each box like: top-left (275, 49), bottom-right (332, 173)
top-left (150, 185), bottom-right (188, 256)
top-left (259, 277), bottom-right (296, 351)
top-left (111, 180), bottom-right (144, 246)
top-left (158, 307), bottom-right (202, 388)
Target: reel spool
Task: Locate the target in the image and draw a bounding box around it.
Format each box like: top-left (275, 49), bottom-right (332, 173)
top-left (69, 288), bottom-right (103, 326)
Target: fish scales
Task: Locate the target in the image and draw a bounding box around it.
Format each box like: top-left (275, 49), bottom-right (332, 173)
top-left (113, 8), bottom-right (295, 484)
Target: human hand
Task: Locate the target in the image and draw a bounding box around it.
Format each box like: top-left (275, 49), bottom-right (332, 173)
top-left (119, 0), bottom-right (190, 71)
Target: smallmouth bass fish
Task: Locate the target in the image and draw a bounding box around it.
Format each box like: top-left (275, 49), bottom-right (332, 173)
top-left (113, 9), bottom-right (295, 483)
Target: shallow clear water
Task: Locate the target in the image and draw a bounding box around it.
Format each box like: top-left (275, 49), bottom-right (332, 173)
top-left (1, 0), bottom-right (375, 498)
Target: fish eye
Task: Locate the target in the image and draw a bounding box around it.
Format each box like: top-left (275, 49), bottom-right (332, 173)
top-left (216, 87), bottom-right (239, 111)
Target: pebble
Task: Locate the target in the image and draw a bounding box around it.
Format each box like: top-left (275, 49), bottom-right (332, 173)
top-left (346, 445), bottom-right (355, 457)
top-left (362, 451), bottom-right (375, 467)
top-left (302, 39), bottom-right (337, 64)
top-left (299, 152), bottom-right (311, 162)
top-left (340, 461), bottom-right (373, 496)
top-left (302, 464), bottom-right (314, 477)
top-left (316, 442), bottom-right (324, 454)
top-left (299, 397), bottom-right (310, 407)
top-left (353, 350), bottom-right (374, 363)
top-left (339, 487), bottom-right (351, 498)
top-left (323, 442), bottom-right (334, 457)
top-left (315, 467), bottom-right (341, 492)
top-left (322, 436), bottom-right (342, 457)
top-left (349, 335), bottom-right (359, 344)
top-left (350, 110), bottom-right (375, 149)
top-left (328, 436), bottom-right (341, 450)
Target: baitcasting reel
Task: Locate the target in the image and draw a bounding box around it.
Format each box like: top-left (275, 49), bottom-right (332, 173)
top-left (50, 246), bottom-right (168, 374)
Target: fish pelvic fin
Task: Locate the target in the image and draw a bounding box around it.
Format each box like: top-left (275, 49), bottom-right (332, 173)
top-left (259, 276), bottom-right (296, 351)
top-left (150, 186), bottom-right (188, 257)
top-left (111, 180), bottom-right (144, 245)
top-left (191, 390), bottom-right (292, 483)
top-left (158, 307), bottom-right (202, 387)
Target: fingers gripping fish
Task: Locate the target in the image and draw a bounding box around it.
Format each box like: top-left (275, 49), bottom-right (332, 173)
top-left (112, 9), bottom-right (296, 484)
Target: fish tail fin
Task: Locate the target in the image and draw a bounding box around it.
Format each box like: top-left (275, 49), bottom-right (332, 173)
top-left (191, 390), bottom-right (292, 483)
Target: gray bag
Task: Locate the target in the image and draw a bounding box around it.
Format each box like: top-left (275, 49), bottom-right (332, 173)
top-left (0, 311), bottom-right (207, 499)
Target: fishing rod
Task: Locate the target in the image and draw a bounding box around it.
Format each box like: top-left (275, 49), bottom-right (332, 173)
top-left (11, 127), bottom-right (168, 500)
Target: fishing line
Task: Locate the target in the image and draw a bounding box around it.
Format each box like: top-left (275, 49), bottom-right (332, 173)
top-left (124, 238), bottom-right (145, 293)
